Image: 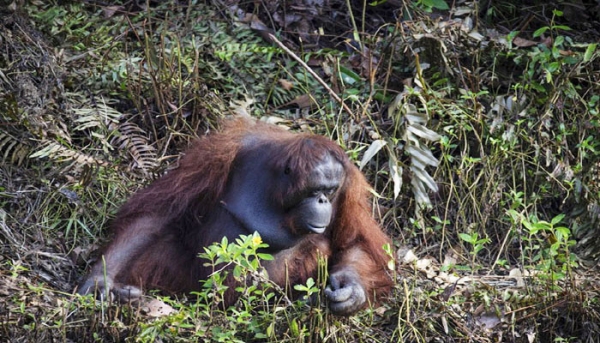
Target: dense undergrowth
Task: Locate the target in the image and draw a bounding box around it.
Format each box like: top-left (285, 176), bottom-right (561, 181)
top-left (1, 0), bottom-right (600, 341)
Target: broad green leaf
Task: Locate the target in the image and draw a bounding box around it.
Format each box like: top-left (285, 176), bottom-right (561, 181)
top-left (339, 65), bottom-right (361, 85)
top-left (459, 233), bottom-right (475, 243)
top-left (533, 27), bottom-right (548, 38)
top-left (553, 25), bottom-right (571, 31)
top-left (551, 213), bottom-right (565, 225)
top-left (257, 253), bottom-right (274, 261)
top-left (422, 0), bottom-right (449, 10)
top-left (584, 43), bottom-right (597, 62)
top-left (554, 35), bottom-right (564, 47)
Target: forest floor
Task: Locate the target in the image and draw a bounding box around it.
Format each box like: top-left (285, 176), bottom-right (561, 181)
top-left (2, 0), bottom-right (600, 342)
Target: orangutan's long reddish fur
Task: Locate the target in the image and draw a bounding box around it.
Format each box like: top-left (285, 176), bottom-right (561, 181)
top-left (93, 118), bottom-right (393, 308)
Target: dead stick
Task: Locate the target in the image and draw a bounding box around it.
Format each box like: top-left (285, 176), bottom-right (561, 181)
top-left (267, 33), bottom-right (357, 121)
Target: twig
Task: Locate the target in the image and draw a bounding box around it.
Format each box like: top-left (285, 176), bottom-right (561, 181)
top-left (267, 33), bottom-right (357, 121)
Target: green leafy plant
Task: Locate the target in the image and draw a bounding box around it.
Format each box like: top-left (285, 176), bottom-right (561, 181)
top-left (133, 232), bottom-right (335, 342)
top-left (511, 10), bottom-right (583, 98)
top-left (414, 0), bottom-right (449, 11)
top-left (508, 210), bottom-right (578, 281)
top-left (459, 231), bottom-right (491, 271)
